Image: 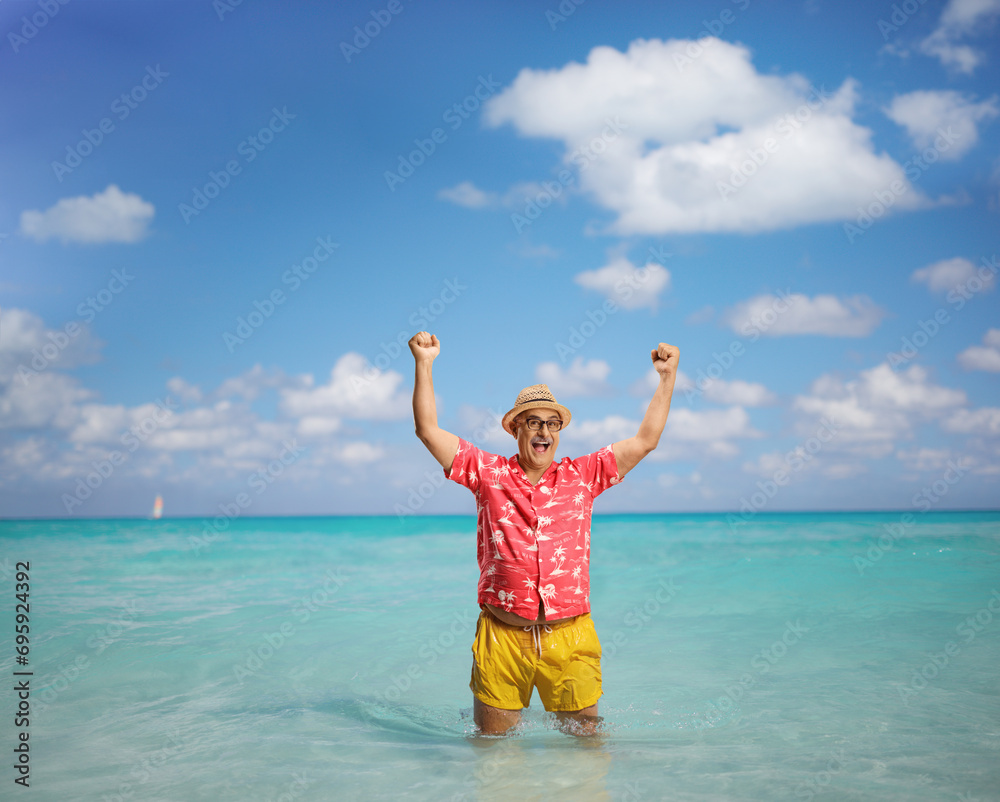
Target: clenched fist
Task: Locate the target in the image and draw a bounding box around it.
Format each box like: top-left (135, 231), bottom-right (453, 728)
top-left (409, 331), bottom-right (440, 363)
top-left (651, 343), bottom-right (679, 378)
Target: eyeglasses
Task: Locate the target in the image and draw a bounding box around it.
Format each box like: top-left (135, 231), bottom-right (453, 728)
top-left (522, 417), bottom-right (563, 432)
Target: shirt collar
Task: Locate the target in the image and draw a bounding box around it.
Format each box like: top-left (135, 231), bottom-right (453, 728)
top-left (511, 454), bottom-right (557, 484)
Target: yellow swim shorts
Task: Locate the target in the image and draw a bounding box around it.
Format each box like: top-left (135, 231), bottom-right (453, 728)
top-left (470, 608), bottom-right (602, 712)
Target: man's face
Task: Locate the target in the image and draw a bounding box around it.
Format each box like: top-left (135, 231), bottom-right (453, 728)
top-left (514, 407), bottom-right (562, 474)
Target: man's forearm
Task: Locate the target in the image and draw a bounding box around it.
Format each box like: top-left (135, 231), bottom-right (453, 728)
top-left (412, 360), bottom-right (439, 439)
top-left (636, 373), bottom-right (676, 451)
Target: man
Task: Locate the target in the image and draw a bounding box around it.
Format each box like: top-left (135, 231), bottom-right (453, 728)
top-left (408, 330), bottom-right (679, 736)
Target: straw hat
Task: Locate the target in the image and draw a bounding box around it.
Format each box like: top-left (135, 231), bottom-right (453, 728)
top-left (501, 384), bottom-right (572, 436)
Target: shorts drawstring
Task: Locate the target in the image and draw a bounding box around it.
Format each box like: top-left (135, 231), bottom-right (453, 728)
top-left (524, 623), bottom-right (553, 656)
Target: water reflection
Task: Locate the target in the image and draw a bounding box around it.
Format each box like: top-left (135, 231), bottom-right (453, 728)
top-left (461, 720), bottom-right (616, 801)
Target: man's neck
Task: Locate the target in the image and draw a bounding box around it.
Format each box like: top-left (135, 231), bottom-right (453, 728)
top-left (518, 457), bottom-right (552, 486)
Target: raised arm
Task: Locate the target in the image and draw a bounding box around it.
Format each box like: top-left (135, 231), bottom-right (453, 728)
top-left (612, 343), bottom-right (680, 479)
top-left (409, 331), bottom-right (460, 472)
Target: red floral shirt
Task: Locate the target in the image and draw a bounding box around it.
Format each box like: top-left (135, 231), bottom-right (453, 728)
top-left (444, 438), bottom-right (622, 620)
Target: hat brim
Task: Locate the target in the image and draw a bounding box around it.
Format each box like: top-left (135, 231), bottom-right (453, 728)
top-left (501, 401), bottom-right (572, 436)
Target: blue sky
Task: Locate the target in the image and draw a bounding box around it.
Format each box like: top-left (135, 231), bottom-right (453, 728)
top-left (1, 0), bottom-right (998, 518)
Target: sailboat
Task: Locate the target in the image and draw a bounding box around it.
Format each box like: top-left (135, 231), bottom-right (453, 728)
top-left (150, 494), bottom-right (163, 520)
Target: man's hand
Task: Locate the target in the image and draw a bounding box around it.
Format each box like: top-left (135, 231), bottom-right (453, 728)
top-left (612, 341), bottom-right (680, 479)
top-left (409, 331), bottom-right (458, 471)
top-left (651, 343), bottom-right (679, 379)
top-left (409, 331), bottom-right (440, 363)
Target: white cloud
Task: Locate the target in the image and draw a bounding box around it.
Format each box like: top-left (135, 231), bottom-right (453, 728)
top-left (943, 407), bottom-right (1000, 435)
top-left (563, 406), bottom-right (761, 463)
top-left (535, 357), bottom-right (612, 397)
top-left (958, 329), bottom-right (1000, 372)
top-left (0, 437), bottom-right (54, 481)
top-left (643, 368), bottom-right (775, 406)
top-left (166, 377), bottom-right (203, 404)
top-left (722, 292), bottom-right (885, 337)
top-left (664, 406), bottom-right (761, 443)
top-left (0, 308), bottom-right (103, 380)
top-left (0, 371), bottom-right (93, 431)
top-left (700, 378), bottom-right (777, 406)
top-left (919, 0), bottom-right (1000, 74)
top-left (793, 362), bottom-right (967, 455)
top-left (896, 447), bottom-right (960, 472)
top-left (574, 256), bottom-right (670, 310)
top-left (632, 367), bottom-right (668, 397)
top-left (509, 241), bottom-right (561, 260)
top-left (911, 256), bottom-right (993, 293)
top-left (484, 38), bottom-right (926, 234)
top-left (296, 416), bottom-right (342, 438)
top-left (213, 364), bottom-right (305, 401)
top-left (885, 90), bottom-right (998, 159)
top-left (0, 342), bottom-right (424, 497)
top-left (438, 180), bottom-right (569, 212)
top-left (561, 414), bottom-right (639, 449)
top-left (67, 397), bottom-right (257, 453)
top-left (741, 443), bottom-right (856, 481)
top-left (20, 185), bottom-right (154, 244)
top-left (334, 441), bottom-right (385, 463)
top-left (832, 363), bottom-right (965, 412)
top-left (455, 404), bottom-right (507, 447)
top-left (437, 181), bottom-right (497, 208)
top-left (279, 352), bottom-right (410, 423)
top-left (821, 462), bottom-right (869, 480)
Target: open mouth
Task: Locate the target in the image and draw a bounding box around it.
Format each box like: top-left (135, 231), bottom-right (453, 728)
top-left (531, 438), bottom-right (551, 454)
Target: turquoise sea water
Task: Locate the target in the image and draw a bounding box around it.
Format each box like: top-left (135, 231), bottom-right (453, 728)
top-left (1, 512), bottom-right (998, 801)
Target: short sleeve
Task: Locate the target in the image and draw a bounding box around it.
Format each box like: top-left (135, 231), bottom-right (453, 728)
top-left (444, 438), bottom-right (484, 493)
top-left (572, 444), bottom-right (622, 498)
